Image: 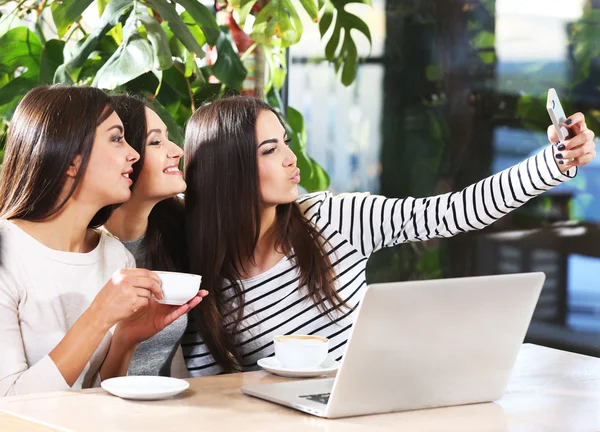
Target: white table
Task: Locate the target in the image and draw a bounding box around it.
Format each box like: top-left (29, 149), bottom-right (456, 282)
top-left (1, 344), bottom-right (599, 431)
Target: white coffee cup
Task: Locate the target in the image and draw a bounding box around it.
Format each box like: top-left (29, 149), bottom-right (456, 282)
top-left (274, 335), bottom-right (329, 369)
top-left (154, 271), bottom-right (202, 306)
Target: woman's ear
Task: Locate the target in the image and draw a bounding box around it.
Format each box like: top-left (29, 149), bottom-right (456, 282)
top-left (66, 154), bottom-right (82, 178)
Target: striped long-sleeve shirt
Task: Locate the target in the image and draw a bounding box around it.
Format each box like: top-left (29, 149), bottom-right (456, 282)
top-left (182, 146), bottom-right (576, 376)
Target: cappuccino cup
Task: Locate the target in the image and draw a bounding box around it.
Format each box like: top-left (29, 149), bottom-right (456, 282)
top-left (154, 271), bottom-right (202, 306)
top-left (274, 335), bottom-right (329, 369)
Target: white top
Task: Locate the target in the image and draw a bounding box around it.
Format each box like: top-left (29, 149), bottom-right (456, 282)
top-left (0, 220), bottom-right (135, 396)
top-left (182, 147), bottom-right (576, 376)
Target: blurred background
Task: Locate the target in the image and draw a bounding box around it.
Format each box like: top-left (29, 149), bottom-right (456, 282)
top-left (288, 0), bottom-right (600, 356)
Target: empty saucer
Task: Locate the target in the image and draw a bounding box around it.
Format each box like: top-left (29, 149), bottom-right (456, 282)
top-left (101, 376), bottom-right (190, 400)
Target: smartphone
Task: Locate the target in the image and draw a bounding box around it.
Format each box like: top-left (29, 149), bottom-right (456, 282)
top-left (546, 88), bottom-right (571, 142)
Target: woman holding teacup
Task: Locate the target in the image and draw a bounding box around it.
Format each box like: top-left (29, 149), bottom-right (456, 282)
top-left (0, 86), bottom-right (205, 396)
top-left (104, 95), bottom-right (206, 377)
top-left (181, 96), bottom-right (596, 376)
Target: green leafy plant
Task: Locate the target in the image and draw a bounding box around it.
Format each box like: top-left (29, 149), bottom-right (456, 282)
top-left (0, 0), bottom-right (372, 191)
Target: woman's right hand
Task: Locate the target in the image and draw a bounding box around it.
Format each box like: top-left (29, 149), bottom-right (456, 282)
top-left (88, 269), bottom-right (163, 331)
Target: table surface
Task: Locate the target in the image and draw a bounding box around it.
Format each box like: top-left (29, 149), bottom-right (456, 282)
top-left (1, 344), bottom-right (599, 432)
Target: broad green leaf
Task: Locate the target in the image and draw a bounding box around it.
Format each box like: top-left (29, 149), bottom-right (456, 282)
top-left (262, 44), bottom-right (275, 92)
top-left (299, 0), bottom-right (319, 22)
top-left (285, 0), bottom-right (304, 45)
top-left (40, 39), bottom-right (65, 84)
top-left (324, 21), bottom-right (340, 61)
top-left (273, 67), bottom-right (285, 89)
top-left (340, 37), bottom-right (357, 86)
top-left (98, 0), bottom-right (111, 15)
top-left (162, 67), bottom-right (191, 101)
top-left (77, 57), bottom-right (108, 84)
top-left (94, 14), bottom-right (155, 89)
top-left (212, 31), bottom-right (247, 90)
top-left (94, 37), bottom-right (154, 89)
top-left (164, 99), bottom-right (181, 117)
top-left (0, 76), bottom-right (37, 120)
top-left (238, 0), bottom-right (258, 26)
top-left (278, 9), bottom-right (299, 46)
top-left (51, 0), bottom-right (94, 38)
top-left (162, 22), bottom-right (185, 58)
top-left (266, 83), bottom-right (285, 109)
top-left (110, 22), bottom-right (123, 45)
top-left (184, 50), bottom-right (198, 78)
top-left (318, 3), bottom-right (334, 38)
top-left (341, 12), bottom-right (372, 44)
top-left (55, 0), bottom-right (133, 83)
top-left (250, 0), bottom-right (303, 48)
top-left (175, 102), bottom-right (192, 127)
top-left (0, 75), bottom-right (37, 107)
top-left (0, 27), bottom-right (42, 78)
top-left (287, 106), bottom-right (306, 145)
top-left (174, 0), bottom-right (220, 46)
top-left (124, 70), bottom-right (160, 96)
top-left (181, 11), bottom-right (207, 48)
top-left (137, 12), bottom-right (173, 69)
top-left (146, 0), bottom-right (205, 58)
top-left (285, 105), bottom-right (330, 191)
top-left (319, 1), bottom-right (371, 86)
top-left (302, 156), bottom-right (330, 191)
top-left (262, 44), bottom-right (286, 92)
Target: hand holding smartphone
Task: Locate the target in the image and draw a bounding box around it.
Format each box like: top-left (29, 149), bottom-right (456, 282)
top-left (546, 88), bottom-right (571, 142)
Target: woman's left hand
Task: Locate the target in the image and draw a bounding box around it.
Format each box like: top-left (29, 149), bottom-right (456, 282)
top-left (115, 290), bottom-right (209, 344)
top-left (547, 112), bottom-right (596, 173)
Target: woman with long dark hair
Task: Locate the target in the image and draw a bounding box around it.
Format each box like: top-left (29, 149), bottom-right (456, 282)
top-left (104, 95), bottom-right (191, 376)
top-left (182, 96), bottom-right (596, 376)
top-left (0, 86), bottom-right (205, 396)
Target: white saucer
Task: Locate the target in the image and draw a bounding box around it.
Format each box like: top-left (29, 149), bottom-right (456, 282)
top-left (257, 356), bottom-right (340, 378)
top-left (101, 376), bottom-right (190, 400)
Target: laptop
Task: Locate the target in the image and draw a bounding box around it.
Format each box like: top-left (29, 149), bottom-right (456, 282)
top-left (241, 272), bottom-right (545, 418)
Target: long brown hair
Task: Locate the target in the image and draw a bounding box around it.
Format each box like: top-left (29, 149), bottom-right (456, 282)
top-left (0, 85), bottom-right (115, 227)
top-left (110, 94), bottom-right (188, 272)
top-left (184, 96), bottom-right (345, 372)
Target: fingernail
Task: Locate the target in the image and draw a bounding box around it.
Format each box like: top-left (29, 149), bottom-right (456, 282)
top-left (556, 153), bottom-right (563, 159)
top-left (559, 160), bottom-right (564, 165)
top-left (566, 119), bottom-right (573, 125)
top-left (558, 144), bottom-right (566, 151)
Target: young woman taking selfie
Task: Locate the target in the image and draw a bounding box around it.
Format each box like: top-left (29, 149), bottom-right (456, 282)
top-left (0, 86), bottom-right (205, 396)
top-left (181, 96), bottom-right (596, 377)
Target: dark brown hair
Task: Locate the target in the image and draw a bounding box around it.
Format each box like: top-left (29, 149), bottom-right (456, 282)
top-left (110, 94), bottom-right (188, 272)
top-left (184, 96), bottom-right (344, 372)
top-left (0, 85), bottom-right (115, 227)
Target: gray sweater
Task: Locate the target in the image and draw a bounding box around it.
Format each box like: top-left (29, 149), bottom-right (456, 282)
top-left (122, 236), bottom-right (187, 377)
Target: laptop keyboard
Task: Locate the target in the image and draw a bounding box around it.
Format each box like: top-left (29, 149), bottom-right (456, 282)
top-left (299, 393), bottom-right (331, 405)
